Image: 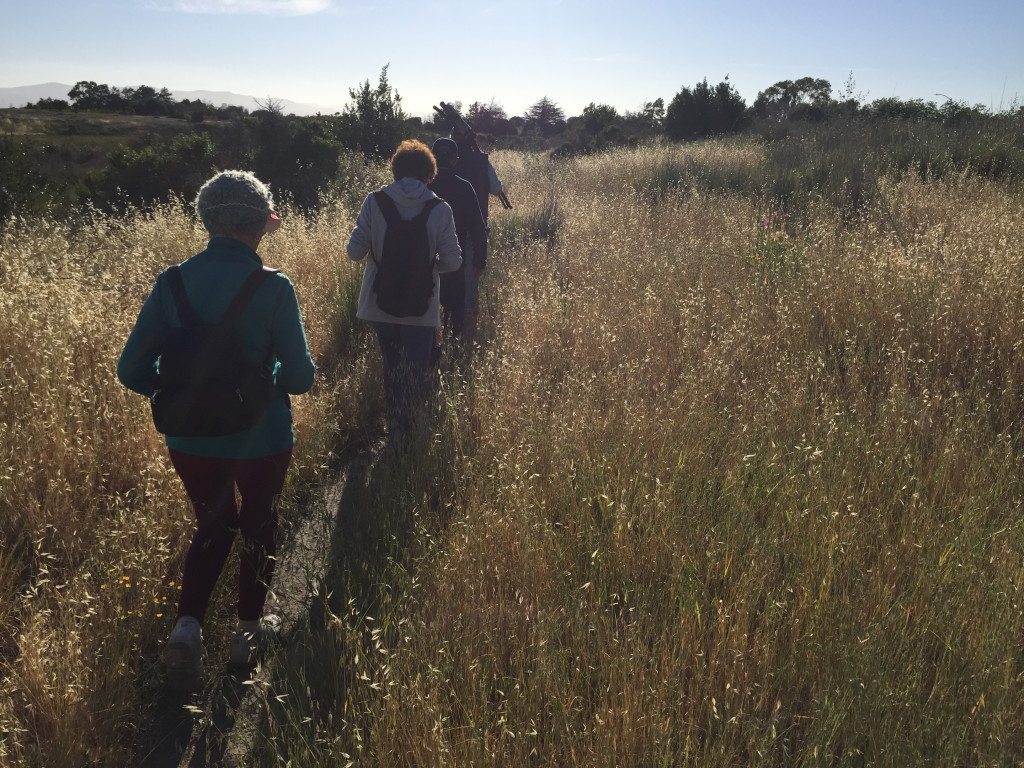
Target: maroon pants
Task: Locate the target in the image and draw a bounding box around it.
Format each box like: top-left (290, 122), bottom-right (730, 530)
top-left (169, 448), bottom-right (292, 623)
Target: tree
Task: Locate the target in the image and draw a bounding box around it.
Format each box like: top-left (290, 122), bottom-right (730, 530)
top-left (581, 103), bottom-right (619, 135)
top-left (524, 97), bottom-right (566, 137)
top-left (753, 77), bottom-right (833, 121)
top-left (467, 100), bottom-right (509, 135)
top-left (254, 96), bottom-right (287, 116)
top-left (553, 102), bottom-right (633, 157)
top-left (337, 65), bottom-right (407, 159)
top-left (617, 98), bottom-right (665, 138)
top-left (123, 85), bottom-right (174, 116)
top-left (68, 81), bottom-right (123, 111)
top-left (641, 98), bottom-right (665, 125)
top-left (664, 78), bottom-right (747, 141)
top-left (28, 98), bottom-right (69, 111)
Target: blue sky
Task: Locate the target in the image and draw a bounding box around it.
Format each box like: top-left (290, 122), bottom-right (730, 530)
top-left (2, 0), bottom-right (1022, 116)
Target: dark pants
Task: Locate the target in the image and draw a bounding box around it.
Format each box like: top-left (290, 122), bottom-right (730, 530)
top-left (373, 321), bottom-right (435, 434)
top-left (440, 265), bottom-right (467, 337)
top-left (169, 448), bottom-right (292, 623)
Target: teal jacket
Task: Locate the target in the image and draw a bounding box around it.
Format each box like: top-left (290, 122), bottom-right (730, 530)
top-left (117, 236), bottom-right (316, 459)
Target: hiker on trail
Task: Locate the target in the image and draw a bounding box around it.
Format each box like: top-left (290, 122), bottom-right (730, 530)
top-left (346, 139), bottom-right (462, 435)
top-left (451, 126), bottom-right (505, 223)
top-left (429, 137), bottom-right (487, 338)
top-left (117, 170), bottom-right (315, 688)
top-left (450, 126), bottom-right (503, 339)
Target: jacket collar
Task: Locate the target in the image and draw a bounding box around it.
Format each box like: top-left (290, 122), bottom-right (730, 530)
top-left (206, 235), bottom-right (264, 265)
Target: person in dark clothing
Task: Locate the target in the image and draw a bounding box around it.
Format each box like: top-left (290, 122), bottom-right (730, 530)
top-left (449, 127), bottom-right (503, 341)
top-left (450, 126), bottom-right (504, 223)
top-left (429, 138), bottom-right (488, 338)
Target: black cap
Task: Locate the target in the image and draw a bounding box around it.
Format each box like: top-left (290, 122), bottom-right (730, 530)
top-left (432, 137), bottom-right (459, 168)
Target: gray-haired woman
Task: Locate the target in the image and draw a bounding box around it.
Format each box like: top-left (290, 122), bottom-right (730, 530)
top-left (118, 170), bottom-right (315, 689)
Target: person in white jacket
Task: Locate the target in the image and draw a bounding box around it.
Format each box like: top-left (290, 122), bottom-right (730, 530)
top-left (347, 139), bottom-right (462, 434)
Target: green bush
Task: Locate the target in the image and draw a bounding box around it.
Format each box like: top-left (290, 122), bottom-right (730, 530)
top-left (665, 78), bottom-right (748, 140)
top-left (95, 132), bottom-right (217, 209)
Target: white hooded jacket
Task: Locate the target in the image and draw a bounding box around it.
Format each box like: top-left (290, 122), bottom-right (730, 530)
top-left (347, 177), bottom-right (463, 326)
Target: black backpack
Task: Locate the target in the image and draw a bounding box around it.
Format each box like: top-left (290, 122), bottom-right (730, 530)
top-left (370, 191), bottom-right (442, 318)
top-left (150, 265), bottom-right (278, 437)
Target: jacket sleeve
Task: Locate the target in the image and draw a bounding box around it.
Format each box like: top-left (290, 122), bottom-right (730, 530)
top-left (487, 160), bottom-right (503, 196)
top-left (271, 276), bottom-right (316, 395)
top-left (434, 202), bottom-right (463, 274)
top-left (117, 275), bottom-right (170, 398)
top-left (466, 184), bottom-right (489, 270)
top-left (346, 195), bottom-right (374, 262)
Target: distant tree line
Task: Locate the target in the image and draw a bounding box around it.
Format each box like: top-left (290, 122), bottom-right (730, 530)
top-left (3, 68), bottom-right (1022, 224)
top-left (552, 74), bottom-right (1022, 156)
top-left (27, 81), bottom-right (248, 122)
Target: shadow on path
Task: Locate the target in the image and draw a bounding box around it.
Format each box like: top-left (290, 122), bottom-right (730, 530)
top-left (137, 669), bottom-right (251, 768)
top-left (244, 417), bottom-right (459, 764)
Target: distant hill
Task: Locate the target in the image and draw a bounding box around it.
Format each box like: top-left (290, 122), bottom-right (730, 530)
top-left (0, 82), bottom-right (71, 107)
top-left (0, 82), bottom-right (344, 116)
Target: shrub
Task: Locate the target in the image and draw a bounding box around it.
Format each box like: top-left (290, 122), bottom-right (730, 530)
top-left (95, 132), bottom-right (217, 209)
top-left (665, 78), bottom-right (748, 140)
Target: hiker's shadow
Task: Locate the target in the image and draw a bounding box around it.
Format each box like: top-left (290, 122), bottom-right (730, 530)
top-left (310, 447), bottom-right (377, 628)
top-left (318, 420), bottom-right (453, 624)
top-left (138, 669), bottom-right (251, 768)
top-left (253, 417), bottom-right (459, 755)
top-left (184, 670), bottom-right (252, 767)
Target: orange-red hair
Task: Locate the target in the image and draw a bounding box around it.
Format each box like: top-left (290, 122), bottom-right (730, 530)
top-left (390, 139), bottom-right (437, 183)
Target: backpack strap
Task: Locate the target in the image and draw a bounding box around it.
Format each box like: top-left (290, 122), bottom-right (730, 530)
top-left (370, 192), bottom-right (397, 269)
top-left (414, 197), bottom-right (443, 223)
top-left (372, 191), bottom-right (401, 226)
top-left (165, 265), bottom-right (197, 328)
top-left (221, 267), bottom-right (280, 329)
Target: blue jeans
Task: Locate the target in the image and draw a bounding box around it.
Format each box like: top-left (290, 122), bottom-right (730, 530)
top-left (373, 322), bottom-right (435, 434)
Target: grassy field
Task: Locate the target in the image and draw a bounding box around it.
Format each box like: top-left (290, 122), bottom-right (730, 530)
top-left (0, 177), bottom-right (386, 764)
top-left (2, 140), bottom-right (1024, 766)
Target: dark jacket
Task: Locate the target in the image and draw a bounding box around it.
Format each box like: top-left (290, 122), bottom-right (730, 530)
top-left (118, 236), bottom-right (316, 458)
top-left (453, 143), bottom-right (492, 222)
top-left (429, 168), bottom-right (488, 270)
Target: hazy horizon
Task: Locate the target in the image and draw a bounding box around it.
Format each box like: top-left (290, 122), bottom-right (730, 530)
top-left (3, 0), bottom-right (1023, 117)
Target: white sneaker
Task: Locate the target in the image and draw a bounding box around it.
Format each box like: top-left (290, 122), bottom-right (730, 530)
top-left (229, 614), bottom-right (282, 668)
top-left (163, 616), bottom-right (204, 692)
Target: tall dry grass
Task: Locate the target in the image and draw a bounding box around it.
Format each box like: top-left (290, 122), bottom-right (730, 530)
top-left (251, 144), bottom-right (1024, 766)
top-left (4, 140), bottom-right (1024, 766)
top-left (0, 193), bottom-right (384, 765)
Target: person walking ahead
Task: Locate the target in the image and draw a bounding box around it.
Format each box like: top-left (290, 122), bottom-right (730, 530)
top-left (429, 137), bottom-right (487, 338)
top-left (118, 170), bottom-right (315, 688)
top-left (450, 127), bottom-right (502, 341)
top-left (347, 140), bottom-right (462, 436)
